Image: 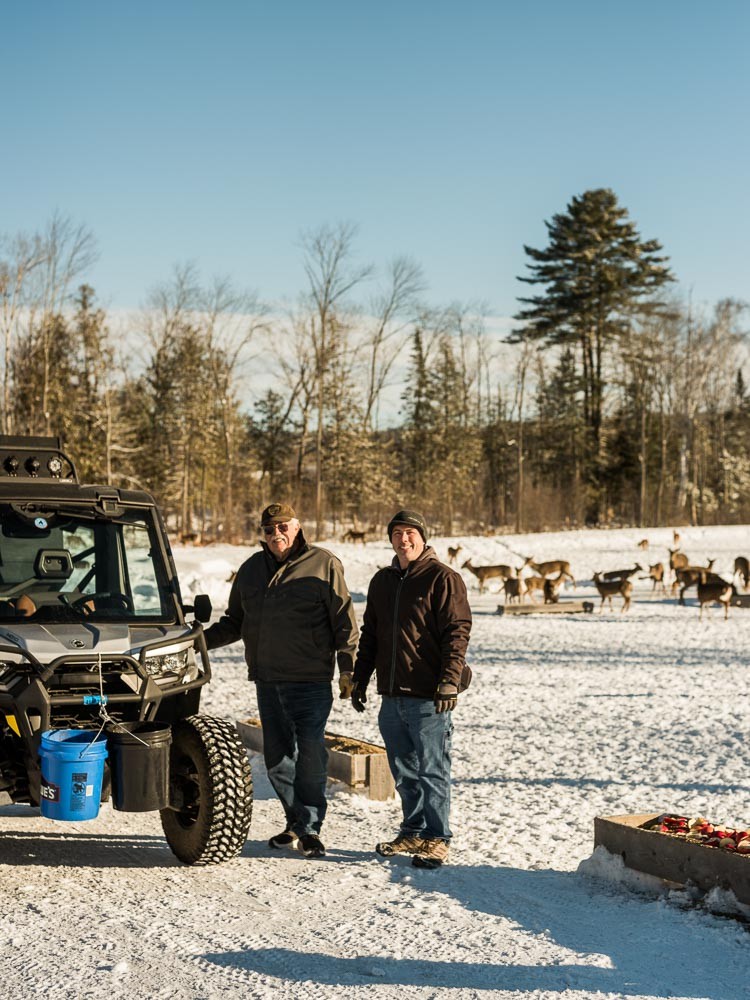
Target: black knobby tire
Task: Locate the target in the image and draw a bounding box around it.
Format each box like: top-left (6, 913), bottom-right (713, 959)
top-left (160, 714), bottom-right (253, 865)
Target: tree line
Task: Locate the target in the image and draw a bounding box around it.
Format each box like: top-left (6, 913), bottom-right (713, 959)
top-left (1, 196), bottom-right (748, 542)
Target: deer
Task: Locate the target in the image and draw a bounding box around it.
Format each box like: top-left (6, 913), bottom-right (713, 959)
top-left (602, 563), bottom-right (642, 581)
top-left (668, 547), bottom-right (689, 572)
top-left (447, 544), bottom-right (463, 566)
top-left (673, 530), bottom-right (681, 546)
top-left (462, 558), bottom-right (515, 594)
top-left (734, 556), bottom-right (749, 591)
top-left (637, 538), bottom-right (649, 550)
top-left (342, 528), bottom-right (367, 544)
top-left (667, 547), bottom-right (689, 587)
top-left (592, 572), bottom-right (633, 613)
top-left (522, 575), bottom-right (547, 602)
top-left (640, 562), bottom-right (666, 595)
top-left (523, 557), bottom-right (576, 587)
top-left (544, 572), bottom-right (566, 604)
top-left (697, 571), bottom-right (733, 620)
top-left (501, 575), bottom-right (526, 604)
top-left (674, 559), bottom-right (717, 604)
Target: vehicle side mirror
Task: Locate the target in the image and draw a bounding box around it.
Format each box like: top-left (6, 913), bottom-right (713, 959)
top-left (193, 594), bottom-right (212, 623)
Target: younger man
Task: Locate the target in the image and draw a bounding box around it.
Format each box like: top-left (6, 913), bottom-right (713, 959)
top-left (351, 510), bottom-right (472, 868)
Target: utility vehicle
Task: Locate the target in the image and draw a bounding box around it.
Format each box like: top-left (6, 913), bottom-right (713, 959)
top-left (0, 435), bottom-right (252, 864)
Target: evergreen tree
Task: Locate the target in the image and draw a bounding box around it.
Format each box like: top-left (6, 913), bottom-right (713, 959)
top-left (513, 188), bottom-right (673, 521)
top-left (398, 328), bottom-right (433, 499)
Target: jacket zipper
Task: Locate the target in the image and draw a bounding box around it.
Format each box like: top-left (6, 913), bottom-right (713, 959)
top-left (388, 571), bottom-right (406, 694)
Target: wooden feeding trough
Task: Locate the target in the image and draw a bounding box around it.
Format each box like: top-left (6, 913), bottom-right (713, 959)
top-left (497, 600), bottom-right (594, 616)
top-left (594, 813), bottom-right (750, 905)
top-left (236, 718), bottom-right (395, 801)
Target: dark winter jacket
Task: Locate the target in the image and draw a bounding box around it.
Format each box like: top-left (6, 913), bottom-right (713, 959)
top-left (204, 532), bottom-right (358, 683)
top-left (353, 546), bottom-right (472, 698)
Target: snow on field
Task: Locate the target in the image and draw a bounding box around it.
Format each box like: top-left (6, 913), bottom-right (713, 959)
top-left (2, 524), bottom-right (750, 999)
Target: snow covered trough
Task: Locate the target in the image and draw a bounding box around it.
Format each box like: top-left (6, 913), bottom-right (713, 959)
top-left (236, 718), bottom-right (395, 800)
top-left (594, 813), bottom-right (750, 905)
top-left (497, 600), bottom-right (594, 615)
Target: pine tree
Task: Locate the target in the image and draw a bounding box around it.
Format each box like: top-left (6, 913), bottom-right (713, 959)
top-left (513, 188), bottom-right (673, 521)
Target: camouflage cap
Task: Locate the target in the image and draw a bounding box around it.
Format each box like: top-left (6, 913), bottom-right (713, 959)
top-left (260, 502), bottom-right (297, 526)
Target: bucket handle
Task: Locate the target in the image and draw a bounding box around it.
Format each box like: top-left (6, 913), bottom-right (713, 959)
top-left (80, 655), bottom-right (151, 756)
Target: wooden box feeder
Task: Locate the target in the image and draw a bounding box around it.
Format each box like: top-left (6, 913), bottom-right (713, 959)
top-left (236, 718), bottom-right (395, 801)
top-left (731, 593), bottom-right (750, 609)
top-left (594, 813), bottom-right (750, 905)
top-left (497, 600), bottom-right (594, 616)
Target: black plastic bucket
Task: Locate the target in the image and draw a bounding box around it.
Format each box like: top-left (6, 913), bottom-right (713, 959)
top-left (107, 722), bottom-right (172, 812)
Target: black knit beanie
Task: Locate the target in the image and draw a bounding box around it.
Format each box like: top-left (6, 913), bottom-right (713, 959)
top-left (387, 509), bottom-right (428, 542)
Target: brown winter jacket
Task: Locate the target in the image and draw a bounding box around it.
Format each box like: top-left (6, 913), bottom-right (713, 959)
top-left (204, 531), bottom-right (358, 683)
top-left (353, 546), bottom-right (472, 699)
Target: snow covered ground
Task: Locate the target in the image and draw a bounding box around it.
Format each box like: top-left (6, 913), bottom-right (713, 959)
top-left (2, 524), bottom-right (750, 999)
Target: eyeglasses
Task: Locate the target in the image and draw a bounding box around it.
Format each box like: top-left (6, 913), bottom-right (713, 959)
top-left (262, 522), bottom-right (290, 536)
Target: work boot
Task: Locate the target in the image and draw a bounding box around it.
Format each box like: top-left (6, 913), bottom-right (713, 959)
top-left (375, 834), bottom-right (425, 857)
top-left (268, 829), bottom-right (299, 850)
top-left (411, 838), bottom-right (450, 869)
top-left (298, 833), bottom-right (326, 858)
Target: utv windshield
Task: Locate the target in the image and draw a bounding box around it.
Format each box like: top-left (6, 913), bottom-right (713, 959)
top-left (0, 504), bottom-right (176, 623)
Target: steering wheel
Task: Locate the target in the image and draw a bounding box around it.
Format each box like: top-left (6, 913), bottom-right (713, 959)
top-left (71, 591), bottom-right (134, 614)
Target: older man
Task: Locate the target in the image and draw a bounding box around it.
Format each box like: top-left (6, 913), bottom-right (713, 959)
top-left (204, 502), bottom-right (358, 858)
top-left (351, 510), bottom-right (472, 869)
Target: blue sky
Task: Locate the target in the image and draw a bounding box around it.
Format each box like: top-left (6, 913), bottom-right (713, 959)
top-left (2, 1), bottom-right (748, 318)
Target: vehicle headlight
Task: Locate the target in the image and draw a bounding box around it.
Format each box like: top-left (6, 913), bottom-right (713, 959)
top-left (144, 649), bottom-right (191, 679)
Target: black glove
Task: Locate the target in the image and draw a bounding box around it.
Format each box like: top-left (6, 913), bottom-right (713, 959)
top-left (351, 682), bottom-right (368, 713)
top-left (434, 682), bottom-right (458, 713)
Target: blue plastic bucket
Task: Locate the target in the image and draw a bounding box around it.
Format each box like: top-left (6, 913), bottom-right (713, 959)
top-left (39, 730), bottom-right (108, 821)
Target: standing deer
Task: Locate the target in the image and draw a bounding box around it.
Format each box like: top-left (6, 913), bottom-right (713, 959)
top-left (734, 556), bottom-right (749, 591)
top-left (501, 575), bottom-right (526, 604)
top-left (637, 538), bottom-right (649, 550)
top-left (544, 573), bottom-right (565, 604)
top-left (668, 547), bottom-right (689, 571)
top-left (640, 562), bottom-right (666, 595)
top-left (667, 547), bottom-right (689, 587)
top-left (522, 575), bottom-right (547, 602)
top-left (523, 557), bottom-right (576, 587)
top-left (592, 572), bottom-right (633, 613)
top-left (673, 559), bottom-right (717, 604)
top-left (697, 571), bottom-right (733, 620)
top-left (462, 559), bottom-right (515, 594)
top-left (342, 528), bottom-right (367, 544)
top-left (447, 544), bottom-right (463, 566)
top-left (602, 563), bottom-right (642, 581)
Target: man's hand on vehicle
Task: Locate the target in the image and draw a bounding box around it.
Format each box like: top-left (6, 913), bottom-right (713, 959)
top-left (434, 682), bottom-right (458, 713)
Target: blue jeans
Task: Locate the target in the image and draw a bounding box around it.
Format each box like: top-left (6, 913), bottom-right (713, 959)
top-left (255, 680), bottom-right (333, 837)
top-left (378, 695), bottom-right (453, 842)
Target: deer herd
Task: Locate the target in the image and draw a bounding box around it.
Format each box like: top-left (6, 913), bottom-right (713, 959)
top-left (338, 525), bottom-right (747, 619)
top-left (457, 539), bottom-right (749, 620)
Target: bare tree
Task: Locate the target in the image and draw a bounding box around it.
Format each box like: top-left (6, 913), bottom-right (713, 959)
top-left (0, 233), bottom-right (44, 433)
top-left (200, 275), bottom-right (268, 539)
top-left (512, 336), bottom-right (536, 532)
top-left (361, 256), bottom-right (424, 430)
top-left (24, 214), bottom-right (98, 434)
top-left (1, 214), bottom-right (96, 435)
top-left (300, 222), bottom-right (372, 537)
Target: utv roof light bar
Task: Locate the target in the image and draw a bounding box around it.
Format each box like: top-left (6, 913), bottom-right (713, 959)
top-left (0, 435), bottom-right (79, 483)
